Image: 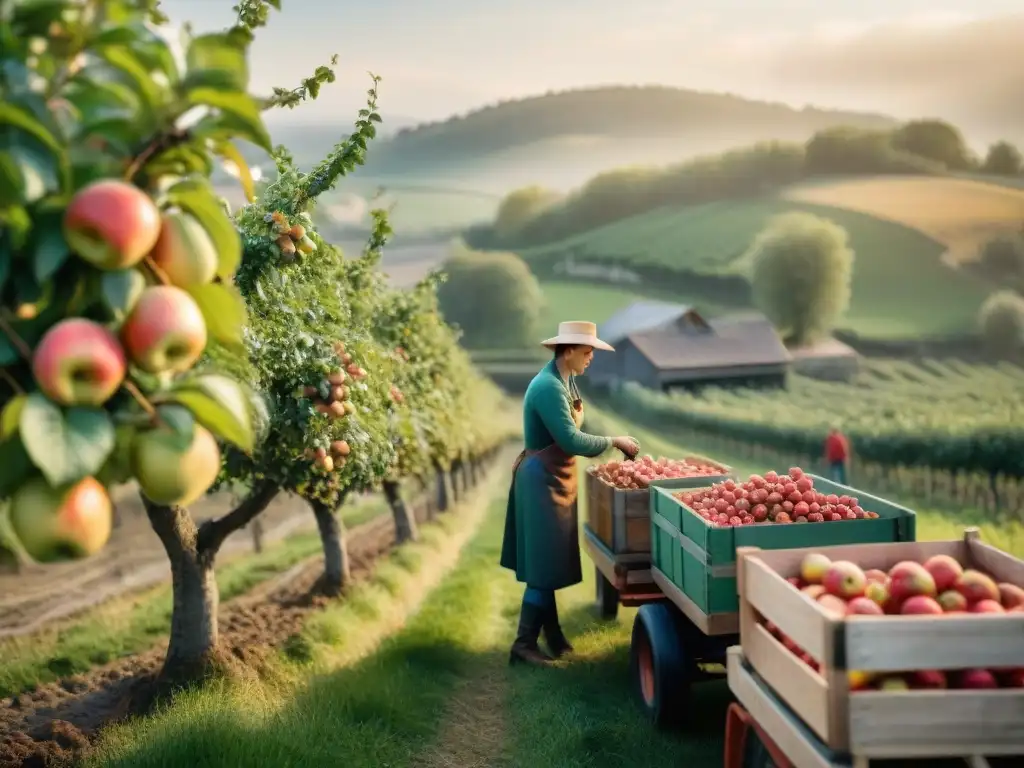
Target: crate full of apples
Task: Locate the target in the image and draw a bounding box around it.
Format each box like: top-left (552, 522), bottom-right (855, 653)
top-left (736, 529), bottom-right (1024, 756)
top-left (585, 454), bottom-right (731, 556)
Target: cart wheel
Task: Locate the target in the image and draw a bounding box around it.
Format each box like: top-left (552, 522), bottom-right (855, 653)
top-left (630, 603), bottom-right (691, 728)
top-left (595, 566), bottom-right (619, 620)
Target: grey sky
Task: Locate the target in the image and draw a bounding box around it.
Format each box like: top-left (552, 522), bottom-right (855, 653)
top-left (161, 0), bottom-right (1023, 140)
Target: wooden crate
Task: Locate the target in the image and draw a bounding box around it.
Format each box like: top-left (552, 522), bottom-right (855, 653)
top-left (584, 457), bottom-right (731, 555)
top-left (736, 528), bottom-right (1024, 759)
top-left (650, 475), bottom-right (916, 621)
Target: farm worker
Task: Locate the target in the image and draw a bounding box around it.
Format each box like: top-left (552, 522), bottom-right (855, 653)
top-left (824, 427), bottom-right (850, 485)
top-left (500, 321), bottom-right (639, 667)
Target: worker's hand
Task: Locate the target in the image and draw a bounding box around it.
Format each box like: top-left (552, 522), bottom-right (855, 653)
top-left (612, 436), bottom-right (640, 459)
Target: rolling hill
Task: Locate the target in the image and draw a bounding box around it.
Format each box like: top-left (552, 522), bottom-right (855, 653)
top-left (518, 185), bottom-right (1001, 340)
top-left (254, 86), bottom-right (896, 190)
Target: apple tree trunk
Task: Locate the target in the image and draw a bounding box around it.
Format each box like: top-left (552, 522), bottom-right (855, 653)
top-left (309, 497), bottom-right (349, 595)
top-left (383, 479), bottom-right (417, 544)
top-left (434, 462), bottom-right (451, 513)
top-left (143, 481), bottom-right (279, 688)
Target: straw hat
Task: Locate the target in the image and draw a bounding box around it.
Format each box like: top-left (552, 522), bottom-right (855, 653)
top-left (541, 321), bottom-right (614, 351)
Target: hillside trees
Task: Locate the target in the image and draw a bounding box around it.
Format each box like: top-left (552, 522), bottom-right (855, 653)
top-left (978, 291), bottom-right (1024, 356)
top-left (436, 246), bottom-right (543, 349)
top-left (743, 212), bottom-right (855, 346)
top-left (891, 119), bottom-right (974, 171)
top-left (982, 141), bottom-right (1023, 176)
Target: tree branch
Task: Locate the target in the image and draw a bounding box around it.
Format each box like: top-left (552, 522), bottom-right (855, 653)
top-left (124, 127), bottom-right (191, 182)
top-left (197, 479), bottom-right (280, 556)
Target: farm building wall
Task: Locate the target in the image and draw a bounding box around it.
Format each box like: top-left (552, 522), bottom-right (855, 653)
top-left (658, 363), bottom-right (788, 392)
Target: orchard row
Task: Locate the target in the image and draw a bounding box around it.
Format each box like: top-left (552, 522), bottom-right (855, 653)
top-left (0, 0), bottom-right (514, 685)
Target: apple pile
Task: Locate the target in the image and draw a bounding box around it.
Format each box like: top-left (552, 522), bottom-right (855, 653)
top-left (268, 211), bottom-right (318, 264)
top-left (763, 551), bottom-right (1024, 690)
top-left (300, 341), bottom-right (368, 472)
top-left (674, 468), bottom-right (880, 527)
top-left (592, 454), bottom-right (726, 490)
top-left (8, 179), bottom-right (230, 562)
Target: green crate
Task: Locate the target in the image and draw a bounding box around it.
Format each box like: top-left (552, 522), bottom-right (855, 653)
top-left (649, 474), bottom-right (917, 616)
top-left (651, 510), bottom-right (684, 590)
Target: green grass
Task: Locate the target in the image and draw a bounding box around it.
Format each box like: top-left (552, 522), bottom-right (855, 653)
top-left (0, 500), bottom-right (388, 698)
top-left (522, 197), bottom-right (992, 339)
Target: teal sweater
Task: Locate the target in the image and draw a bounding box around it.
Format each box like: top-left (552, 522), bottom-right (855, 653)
top-left (522, 360), bottom-right (611, 457)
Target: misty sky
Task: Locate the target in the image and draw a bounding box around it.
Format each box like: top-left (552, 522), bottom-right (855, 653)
top-left (162, 0), bottom-right (1022, 140)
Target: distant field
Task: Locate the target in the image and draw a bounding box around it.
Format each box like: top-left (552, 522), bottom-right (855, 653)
top-left (782, 175), bottom-right (1024, 265)
top-left (522, 199), bottom-right (992, 339)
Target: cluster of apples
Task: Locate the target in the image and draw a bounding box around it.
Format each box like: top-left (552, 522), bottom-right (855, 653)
top-left (301, 341), bottom-right (367, 472)
top-left (763, 551), bottom-right (1024, 690)
top-left (676, 468), bottom-right (881, 527)
top-left (8, 179), bottom-right (224, 562)
top-left (268, 210), bottom-right (317, 264)
top-left (592, 454), bottom-right (727, 490)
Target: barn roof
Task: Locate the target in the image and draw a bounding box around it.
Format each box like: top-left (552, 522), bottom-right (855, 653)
top-left (598, 300), bottom-right (699, 344)
top-left (627, 312), bottom-right (791, 370)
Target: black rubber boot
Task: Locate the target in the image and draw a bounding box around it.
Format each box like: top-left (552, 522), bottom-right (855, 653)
top-left (542, 601), bottom-right (574, 659)
top-left (510, 602), bottom-right (554, 667)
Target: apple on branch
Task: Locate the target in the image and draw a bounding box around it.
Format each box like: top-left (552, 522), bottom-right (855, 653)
top-left (120, 286), bottom-right (208, 374)
top-left (131, 422), bottom-right (222, 507)
top-left (9, 476), bottom-right (113, 562)
top-left (63, 180), bottom-right (162, 270)
top-left (148, 210), bottom-right (219, 287)
top-left (32, 318), bottom-right (127, 406)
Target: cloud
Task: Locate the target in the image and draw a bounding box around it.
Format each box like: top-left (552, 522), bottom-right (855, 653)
top-left (749, 13), bottom-right (1024, 142)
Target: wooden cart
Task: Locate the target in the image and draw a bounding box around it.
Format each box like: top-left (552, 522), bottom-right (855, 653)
top-left (583, 458), bottom-right (732, 619)
top-left (726, 527), bottom-right (1024, 767)
top-left (627, 474), bottom-right (917, 729)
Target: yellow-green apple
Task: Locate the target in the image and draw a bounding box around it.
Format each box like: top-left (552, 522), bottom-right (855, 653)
top-left (865, 580), bottom-right (890, 607)
top-left (131, 423), bottom-right (221, 506)
top-left (998, 582), bottom-right (1024, 609)
top-left (900, 595), bottom-right (943, 615)
top-left (969, 599), bottom-right (1005, 614)
top-left (888, 561), bottom-right (936, 600)
top-left (922, 554), bottom-right (963, 593)
top-left (9, 476), bottom-right (113, 562)
top-left (846, 596), bottom-right (884, 615)
top-left (848, 670), bottom-right (875, 691)
top-left (878, 677), bottom-right (909, 691)
top-left (954, 569), bottom-right (1000, 604)
top-left (148, 211), bottom-right (218, 287)
top-left (937, 590), bottom-right (968, 612)
top-left (823, 560), bottom-right (867, 599)
top-left (800, 553), bottom-right (831, 584)
top-left (120, 286), bottom-right (207, 374)
top-left (296, 235), bottom-right (316, 254)
top-left (63, 180), bottom-right (161, 269)
top-left (32, 318), bottom-right (126, 406)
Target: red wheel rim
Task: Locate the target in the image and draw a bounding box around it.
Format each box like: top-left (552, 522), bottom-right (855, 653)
top-left (638, 631), bottom-right (655, 706)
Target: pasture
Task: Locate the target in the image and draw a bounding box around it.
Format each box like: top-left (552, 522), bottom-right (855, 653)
top-left (522, 196), bottom-right (993, 339)
top-left (782, 175), bottom-right (1024, 265)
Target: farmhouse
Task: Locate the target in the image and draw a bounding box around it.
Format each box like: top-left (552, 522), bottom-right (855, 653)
top-left (588, 301), bottom-right (792, 391)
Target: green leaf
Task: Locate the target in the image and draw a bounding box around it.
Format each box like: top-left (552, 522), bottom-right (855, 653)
top-left (0, 102), bottom-right (64, 157)
top-left (183, 30), bottom-right (249, 92)
top-left (155, 404), bottom-right (196, 452)
top-left (187, 282), bottom-right (247, 347)
top-left (165, 179), bottom-right (242, 280)
top-left (100, 268), bottom-right (146, 322)
top-left (213, 139), bottom-right (255, 202)
top-left (95, 423), bottom-right (135, 487)
top-left (0, 436), bottom-right (33, 500)
top-left (95, 45), bottom-right (163, 114)
top-left (19, 394), bottom-right (116, 486)
top-left (0, 151), bottom-right (23, 208)
top-left (93, 25), bottom-right (140, 47)
top-left (184, 89), bottom-right (272, 154)
top-left (156, 374), bottom-right (254, 452)
top-left (1, 394), bottom-right (27, 440)
top-left (33, 226), bottom-right (69, 282)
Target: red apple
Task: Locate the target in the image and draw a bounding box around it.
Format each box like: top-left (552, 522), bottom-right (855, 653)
top-left (132, 422), bottom-right (221, 506)
top-left (64, 179), bottom-right (161, 269)
top-left (909, 670), bottom-right (947, 689)
top-left (969, 599), bottom-right (1005, 614)
top-left (922, 554), bottom-right (963, 593)
top-left (864, 569), bottom-right (888, 584)
top-left (888, 561), bottom-right (936, 600)
top-left (847, 596), bottom-right (884, 615)
top-left (148, 210), bottom-right (219, 287)
top-left (120, 286), bottom-right (208, 374)
top-left (937, 590), bottom-right (968, 612)
top-left (998, 668), bottom-right (1024, 688)
top-left (802, 584), bottom-right (827, 600)
top-left (817, 594), bottom-right (849, 618)
top-left (900, 595), bottom-right (944, 615)
top-left (32, 318), bottom-right (126, 406)
top-left (8, 476), bottom-right (113, 562)
top-left (998, 582), bottom-right (1024, 610)
top-left (800, 552), bottom-right (831, 584)
top-left (823, 560), bottom-right (867, 599)
top-left (954, 569), bottom-right (1000, 604)
top-left (957, 669), bottom-right (998, 689)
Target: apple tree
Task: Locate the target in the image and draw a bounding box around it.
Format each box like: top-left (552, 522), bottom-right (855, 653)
top-left (0, 0), bottom-right (269, 583)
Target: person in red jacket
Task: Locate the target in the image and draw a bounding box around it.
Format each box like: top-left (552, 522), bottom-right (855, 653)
top-left (824, 427), bottom-right (850, 485)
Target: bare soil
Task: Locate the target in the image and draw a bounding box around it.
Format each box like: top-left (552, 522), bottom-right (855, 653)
top-left (0, 512), bottom-right (398, 768)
